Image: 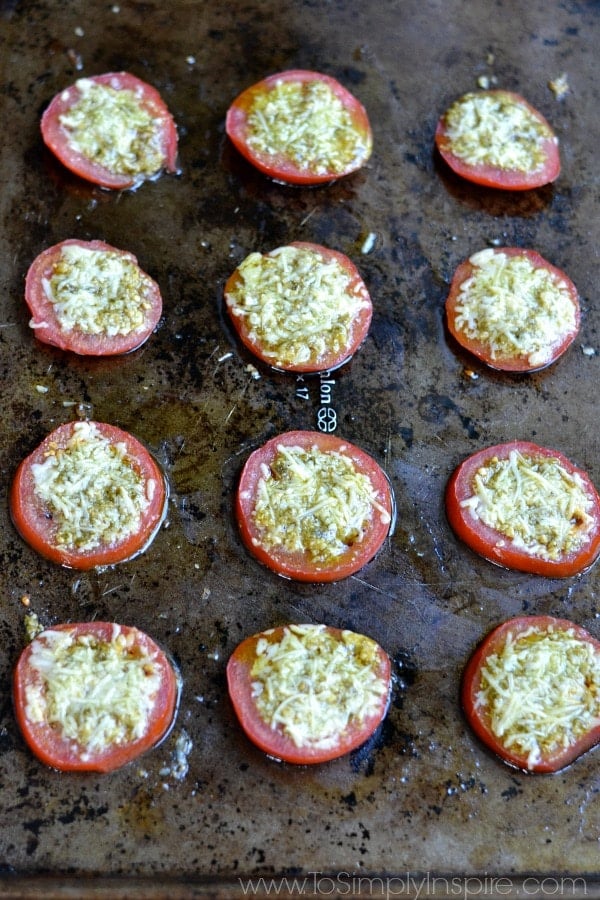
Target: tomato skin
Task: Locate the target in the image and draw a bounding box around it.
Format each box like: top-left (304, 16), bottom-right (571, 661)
top-left (41, 72), bottom-right (178, 190)
top-left (236, 431), bottom-right (394, 583)
top-left (446, 441), bottom-right (600, 577)
top-left (25, 239), bottom-right (163, 356)
top-left (224, 241), bottom-right (372, 373)
top-left (446, 247), bottom-right (580, 373)
top-left (435, 90), bottom-right (560, 191)
top-left (10, 421), bottom-right (167, 570)
top-left (462, 616), bottom-right (600, 773)
top-left (225, 69), bottom-right (372, 185)
top-left (227, 625), bottom-right (391, 764)
top-left (13, 622), bottom-right (179, 773)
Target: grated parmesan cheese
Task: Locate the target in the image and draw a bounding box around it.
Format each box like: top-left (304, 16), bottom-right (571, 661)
top-left (245, 79), bottom-right (371, 176)
top-left (460, 449), bottom-right (594, 560)
top-left (453, 249), bottom-right (577, 367)
top-left (476, 624), bottom-right (600, 769)
top-left (31, 421), bottom-right (152, 551)
top-left (252, 443), bottom-right (390, 564)
top-left (442, 91), bottom-right (554, 173)
top-left (41, 243), bottom-right (153, 336)
top-left (59, 77), bottom-right (165, 177)
top-left (251, 624), bottom-right (388, 748)
top-left (226, 245), bottom-right (369, 367)
top-left (25, 625), bottom-right (161, 759)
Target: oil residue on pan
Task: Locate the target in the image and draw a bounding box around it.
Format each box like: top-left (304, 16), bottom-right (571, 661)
top-left (1, 0), bottom-right (599, 894)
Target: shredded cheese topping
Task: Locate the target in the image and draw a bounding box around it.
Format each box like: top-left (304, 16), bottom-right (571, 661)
top-left (25, 625), bottom-right (161, 759)
top-left (59, 77), bottom-right (165, 177)
top-left (453, 249), bottom-right (577, 367)
top-left (251, 624), bottom-right (388, 749)
top-left (442, 91), bottom-right (553, 173)
top-left (31, 421), bottom-right (153, 551)
top-left (245, 79), bottom-right (371, 175)
top-left (251, 443), bottom-right (390, 564)
top-left (476, 624), bottom-right (600, 769)
top-left (460, 449), bottom-right (594, 560)
top-left (226, 246), bottom-right (369, 367)
top-left (39, 243), bottom-right (153, 336)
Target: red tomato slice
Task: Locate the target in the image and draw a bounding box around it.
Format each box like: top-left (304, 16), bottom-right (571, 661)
top-left (25, 239), bottom-right (163, 356)
top-left (446, 441), bottom-right (600, 577)
top-left (10, 421), bottom-right (167, 570)
top-left (446, 247), bottom-right (580, 372)
top-left (225, 70), bottom-right (372, 185)
top-left (227, 624), bottom-right (391, 764)
top-left (224, 242), bottom-right (372, 373)
top-left (14, 621), bottom-right (179, 773)
top-left (462, 616), bottom-right (600, 773)
top-left (435, 90), bottom-right (560, 190)
top-left (236, 431), bottom-right (394, 582)
top-left (41, 72), bottom-right (178, 190)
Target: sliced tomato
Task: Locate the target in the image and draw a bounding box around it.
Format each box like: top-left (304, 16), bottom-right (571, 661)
top-left (446, 441), bottom-right (600, 577)
top-left (224, 241), bottom-right (372, 373)
top-left (227, 624), bottom-right (391, 764)
top-left (41, 72), bottom-right (178, 190)
top-left (14, 621), bottom-right (179, 773)
top-left (25, 239), bottom-right (163, 356)
top-left (435, 90), bottom-right (560, 190)
top-left (225, 69), bottom-right (372, 185)
top-left (236, 431), bottom-right (394, 582)
top-left (446, 247), bottom-right (580, 373)
top-left (10, 420), bottom-right (167, 570)
top-left (462, 616), bottom-right (600, 773)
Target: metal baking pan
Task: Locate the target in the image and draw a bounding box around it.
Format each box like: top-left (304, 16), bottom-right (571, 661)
top-left (1, 0), bottom-right (599, 895)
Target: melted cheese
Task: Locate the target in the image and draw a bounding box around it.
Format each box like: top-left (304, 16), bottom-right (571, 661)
top-left (443, 91), bottom-right (554, 173)
top-left (246, 79), bottom-right (370, 175)
top-left (453, 249), bottom-right (577, 367)
top-left (31, 421), bottom-right (152, 551)
top-left (460, 449), bottom-right (594, 560)
top-left (25, 625), bottom-right (161, 759)
top-left (59, 77), bottom-right (165, 177)
top-left (251, 624), bottom-right (388, 748)
top-left (38, 243), bottom-right (152, 336)
top-left (226, 246), bottom-right (369, 367)
top-left (252, 443), bottom-right (390, 564)
top-left (476, 624), bottom-right (600, 769)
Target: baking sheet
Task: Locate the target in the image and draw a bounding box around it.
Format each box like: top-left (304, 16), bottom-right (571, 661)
top-left (1, 0), bottom-right (600, 895)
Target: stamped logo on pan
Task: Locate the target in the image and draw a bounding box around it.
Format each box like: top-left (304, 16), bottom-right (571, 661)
top-left (295, 372), bottom-right (338, 433)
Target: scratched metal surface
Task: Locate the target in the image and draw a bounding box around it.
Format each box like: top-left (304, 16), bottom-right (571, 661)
top-left (1, 0), bottom-right (599, 894)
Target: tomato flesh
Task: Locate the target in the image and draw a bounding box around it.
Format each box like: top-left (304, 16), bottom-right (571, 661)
top-left (13, 622), bottom-right (179, 773)
top-left (227, 624), bottom-right (391, 764)
top-left (10, 421), bottom-right (167, 570)
top-left (41, 72), bottom-right (178, 190)
top-left (224, 241), bottom-right (372, 373)
top-left (236, 431), bottom-right (394, 582)
top-left (225, 70), bottom-right (372, 185)
top-left (445, 247), bottom-right (580, 372)
top-left (462, 616), bottom-right (600, 773)
top-left (435, 90), bottom-right (560, 190)
top-left (25, 239), bottom-right (163, 356)
top-left (446, 441), bottom-right (600, 577)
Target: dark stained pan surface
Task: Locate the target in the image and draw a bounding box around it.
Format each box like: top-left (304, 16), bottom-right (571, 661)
top-left (1, 0), bottom-right (599, 896)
